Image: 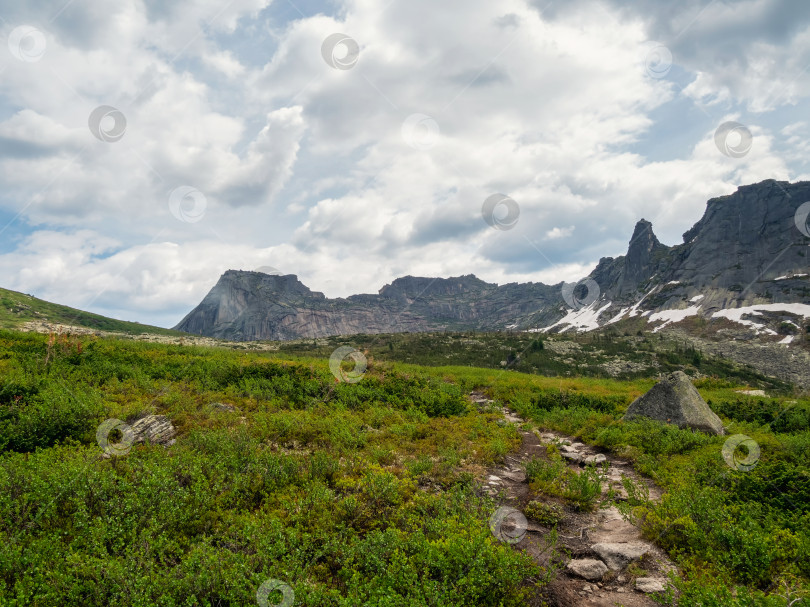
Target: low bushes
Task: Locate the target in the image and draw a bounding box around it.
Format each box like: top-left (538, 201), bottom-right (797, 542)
top-left (525, 455), bottom-right (604, 512)
top-left (0, 330), bottom-right (541, 606)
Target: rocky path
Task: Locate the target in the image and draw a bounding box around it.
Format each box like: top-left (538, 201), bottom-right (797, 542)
top-left (471, 392), bottom-right (677, 606)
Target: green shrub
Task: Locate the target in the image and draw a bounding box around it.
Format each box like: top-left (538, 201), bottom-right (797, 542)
top-left (525, 456), bottom-right (604, 511)
top-left (0, 382), bottom-right (103, 453)
top-left (564, 464), bottom-right (603, 511)
top-left (594, 417), bottom-right (714, 457)
top-left (525, 456), bottom-right (567, 491)
top-left (524, 500), bottom-right (563, 526)
top-left (531, 390), bottom-right (625, 414)
top-left (407, 455), bottom-right (434, 477)
top-left (711, 398), bottom-right (810, 433)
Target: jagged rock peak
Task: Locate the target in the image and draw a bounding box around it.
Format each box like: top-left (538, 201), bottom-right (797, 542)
top-left (624, 219), bottom-right (666, 284)
top-left (682, 178), bottom-right (807, 244)
top-left (628, 219), bottom-right (661, 253)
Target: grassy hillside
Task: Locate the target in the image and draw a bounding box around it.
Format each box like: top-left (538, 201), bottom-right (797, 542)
top-left (0, 287), bottom-right (186, 337)
top-left (0, 328), bottom-right (807, 605)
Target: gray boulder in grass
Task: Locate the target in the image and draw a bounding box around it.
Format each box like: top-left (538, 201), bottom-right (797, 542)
top-left (623, 371), bottom-right (725, 435)
top-left (131, 414), bottom-right (177, 446)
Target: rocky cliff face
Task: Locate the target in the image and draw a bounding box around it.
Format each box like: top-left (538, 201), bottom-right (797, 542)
top-left (174, 270), bottom-right (563, 341)
top-left (175, 180), bottom-right (810, 341)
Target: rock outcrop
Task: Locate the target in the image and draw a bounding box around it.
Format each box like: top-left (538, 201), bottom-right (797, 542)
top-left (131, 414), bottom-right (176, 446)
top-left (623, 371), bottom-right (725, 435)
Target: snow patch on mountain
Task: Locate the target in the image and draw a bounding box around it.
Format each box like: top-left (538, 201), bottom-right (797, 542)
top-left (538, 301), bottom-right (613, 333)
top-left (712, 303), bottom-right (810, 335)
top-left (648, 306), bottom-right (702, 332)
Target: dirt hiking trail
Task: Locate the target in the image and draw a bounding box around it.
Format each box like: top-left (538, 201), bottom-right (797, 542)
top-left (470, 391), bottom-right (677, 607)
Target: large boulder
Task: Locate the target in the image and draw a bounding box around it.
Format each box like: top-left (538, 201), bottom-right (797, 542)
top-left (623, 371), bottom-right (725, 435)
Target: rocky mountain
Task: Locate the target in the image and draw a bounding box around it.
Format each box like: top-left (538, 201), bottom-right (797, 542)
top-left (175, 179), bottom-right (810, 342)
top-left (173, 271), bottom-right (563, 341)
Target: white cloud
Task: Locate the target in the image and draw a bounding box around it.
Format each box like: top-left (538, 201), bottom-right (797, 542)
top-left (0, 0), bottom-right (808, 327)
top-left (0, 230), bottom-right (291, 326)
top-left (545, 226), bottom-right (575, 240)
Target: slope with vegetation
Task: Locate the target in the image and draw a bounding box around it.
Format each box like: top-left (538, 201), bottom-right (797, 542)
top-left (0, 329), bottom-right (541, 606)
top-left (0, 328), bottom-right (807, 605)
top-left (277, 330), bottom-right (793, 390)
top-left (0, 287), bottom-right (186, 337)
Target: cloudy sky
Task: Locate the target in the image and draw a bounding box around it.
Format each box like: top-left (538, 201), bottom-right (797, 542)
top-left (1, 0), bottom-right (809, 327)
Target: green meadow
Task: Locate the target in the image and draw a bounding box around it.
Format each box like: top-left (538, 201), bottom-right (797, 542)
top-left (0, 328), bottom-right (807, 605)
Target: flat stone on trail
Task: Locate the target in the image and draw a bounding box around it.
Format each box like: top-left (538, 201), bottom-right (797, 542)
top-left (561, 452), bottom-right (583, 463)
top-left (584, 454), bottom-right (607, 465)
top-left (591, 542), bottom-right (651, 571)
top-left (469, 392), bottom-right (492, 404)
top-left (566, 558), bottom-right (609, 581)
top-left (560, 444), bottom-right (579, 453)
top-left (502, 470), bottom-right (527, 482)
top-left (635, 577), bottom-right (666, 593)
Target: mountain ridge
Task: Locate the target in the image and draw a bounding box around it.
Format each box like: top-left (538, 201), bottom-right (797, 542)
top-left (175, 179), bottom-right (810, 341)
